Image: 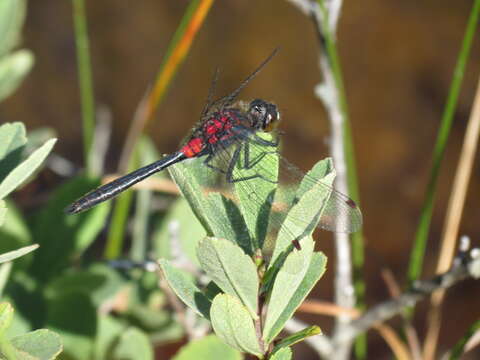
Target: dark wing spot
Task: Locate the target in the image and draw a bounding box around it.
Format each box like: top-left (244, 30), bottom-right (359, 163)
top-left (292, 239), bottom-right (301, 250)
top-left (346, 198), bottom-right (357, 208)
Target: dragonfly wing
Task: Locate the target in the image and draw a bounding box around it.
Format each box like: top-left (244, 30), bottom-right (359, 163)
top-left (226, 136), bottom-right (363, 235)
top-left (189, 129), bottom-right (362, 248)
top-left (277, 156), bottom-right (363, 233)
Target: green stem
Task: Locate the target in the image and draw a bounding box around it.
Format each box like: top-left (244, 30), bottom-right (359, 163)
top-left (406, 0), bottom-right (480, 286)
top-left (72, 0), bottom-right (96, 176)
top-left (449, 318), bottom-right (480, 359)
top-left (104, 189), bottom-right (134, 260)
top-left (104, 150), bottom-right (137, 259)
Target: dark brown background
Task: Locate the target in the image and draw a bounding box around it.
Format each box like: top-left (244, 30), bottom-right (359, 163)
top-left (3, 0), bottom-right (480, 358)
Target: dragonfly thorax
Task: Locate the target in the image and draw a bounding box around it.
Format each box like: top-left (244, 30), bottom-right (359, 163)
top-left (181, 109), bottom-right (243, 158)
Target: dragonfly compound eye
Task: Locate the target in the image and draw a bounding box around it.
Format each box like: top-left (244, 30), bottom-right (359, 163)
top-left (248, 99), bottom-right (280, 131)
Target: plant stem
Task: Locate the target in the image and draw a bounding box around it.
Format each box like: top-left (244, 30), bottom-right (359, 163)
top-left (448, 318), bottom-right (480, 359)
top-left (72, 0), bottom-right (96, 176)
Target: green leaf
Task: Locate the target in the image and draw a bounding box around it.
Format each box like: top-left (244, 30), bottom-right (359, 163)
top-left (31, 176), bottom-right (109, 281)
top-left (131, 136), bottom-right (159, 261)
top-left (0, 244), bottom-right (38, 264)
top-left (263, 238), bottom-right (314, 343)
top-left (153, 197), bottom-right (206, 266)
top-left (0, 201), bottom-right (33, 270)
top-left (0, 302), bottom-right (14, 336)
top-left (272, 325), bottom-right (321, 353)
top-left (210, 294), bottom-right (262, 356)
top-left (46, 265), bottom-right (125, 308)
top-left (0, 122), bottom-right (27, 183)
top-left (197, 237), bottom-right (259, 319)
top-left (10, 329), bottom-right (62, 360)
top-left (296, 158), bottom-right (334, 199)
top-left (4, 273), bottom-right (45, 336)
top-left (204, 281), bottom-right (223, 301)
top-left (0, 0), bottom-right (26, 57)
top-left (0, 200), bottom-right (6, 226)
top-left (159, 258), bottom-right (211, 318)
top-left (94, 315), bottom-right (124, 360)
top-left (46, 292), bottom-right (96, 360)
top-left (73, 198), bottom-right (110, 254)
top-left (169, 161), bottom-right (251, 254)
top-left (0, 138), bottom-right (56, 200)
top-left (112, 327), bottom-right (153, 360)
top-left (269, 347), bottom-right (292, 360)
top-left (270, 160), bottom-right (336, 268)
top-left (127, 304), bottom-right (181, 341)
top-left (25, 127), bottom-right (57, 153)
top-left (0, 122), bottom-right (26, 159)
top-left (263, 251), bottom-right (327, 344)
top-left (173, 334), bottom-right (242, 360)
top-left (168, 160), bottom-right (221, 235)
top-left (150, 322), bottom-right (184, 345)
top-left (234, 132), bottom-right (278, 249)
top-left (0, 49), bottom-right (34, 102)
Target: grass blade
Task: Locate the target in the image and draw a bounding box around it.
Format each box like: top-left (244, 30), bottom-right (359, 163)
top-left (448, 318), bottom-right (480, 359)
top-left (72, 0), bottom-right (96, 176)
top-left (407, 0), bottom-right (480, 286)
top-left (103, 0), bottom-right (214, 258)
top-left (119, 0), bottom-right (214, 170)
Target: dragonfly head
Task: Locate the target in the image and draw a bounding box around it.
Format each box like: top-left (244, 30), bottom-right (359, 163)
top-left (248, 99), bottom-right (280, 132)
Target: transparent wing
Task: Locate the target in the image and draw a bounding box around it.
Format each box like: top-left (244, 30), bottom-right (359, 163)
top-left (196, 127), bottom-right (362, 241)
top-left (275, 156), bottom-right (362, 233)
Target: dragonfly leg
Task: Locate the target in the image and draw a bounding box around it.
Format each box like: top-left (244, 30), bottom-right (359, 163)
top-left (204, 152), bottom-right (228, 174)
top-left (226, 143), bottom-right (278, 184)
top-left (240, 140), bottom-right (278, 170)
top-left (249, 133), bottom-right (279, 147)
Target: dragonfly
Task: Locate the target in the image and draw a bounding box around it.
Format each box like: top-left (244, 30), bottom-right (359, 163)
top-left (66, 50), bottom-right (362, 248)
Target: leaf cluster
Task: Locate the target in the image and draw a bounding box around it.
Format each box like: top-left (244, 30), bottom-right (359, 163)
top-left (160, 139), bottom-right (333, 359)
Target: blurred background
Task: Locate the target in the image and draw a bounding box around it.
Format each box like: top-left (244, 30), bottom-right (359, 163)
top-left (2, 0), bottom-right (480, 358)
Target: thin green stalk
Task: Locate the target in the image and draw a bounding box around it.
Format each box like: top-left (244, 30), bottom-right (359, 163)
top-left (449, 318), bottom-right (480, 359)
top-left (406, 0), bottom-right (480, 286)
top-left (130, 189), bottom-right (150, 261)
top-left (104, 156), bottom-right (136, 259)
top-left (130, 138), bottom-right (156, 261)
top-left (316, 1), bottom-right (366, 357)
top-left (72, 0), bottom-right (96, 176)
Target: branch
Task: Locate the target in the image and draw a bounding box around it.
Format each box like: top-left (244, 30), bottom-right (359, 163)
top-left (332, 250), bottom-right (480, 348)
top-left (286, 3), bottom-right (355, 359)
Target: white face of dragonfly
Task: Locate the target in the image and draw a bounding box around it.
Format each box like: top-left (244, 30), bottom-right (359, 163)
top-left (248, 99), bottom-right (280, 132)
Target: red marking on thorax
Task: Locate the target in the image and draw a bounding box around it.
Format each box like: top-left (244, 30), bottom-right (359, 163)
top-left (180, 111), bottom-right (241, 158)
top-left (181, 137), bottom-right (204, 158)
top-left (204, 112), bottom-right (238, 145)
